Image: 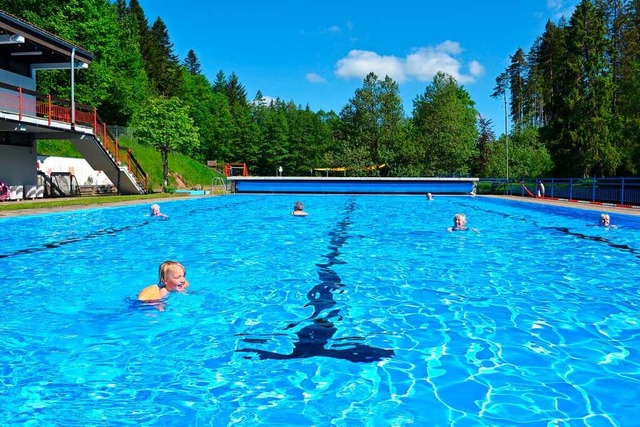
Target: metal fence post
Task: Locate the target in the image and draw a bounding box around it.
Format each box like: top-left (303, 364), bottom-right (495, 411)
top-left (621, 177), bottom-right (625, 205)
top-left (569, 178), bottom-right (573, 200)
top-left (592, 179), bottom-right (596, 202)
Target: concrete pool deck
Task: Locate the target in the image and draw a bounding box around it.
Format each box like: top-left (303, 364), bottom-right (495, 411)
top-left (484, 194), bottom-right (640, 217)
top-left (1, 194), bottom-right (639, 218)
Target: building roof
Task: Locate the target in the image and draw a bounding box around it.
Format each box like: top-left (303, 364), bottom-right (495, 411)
top-left (0, 9), bottom-right (94, 69)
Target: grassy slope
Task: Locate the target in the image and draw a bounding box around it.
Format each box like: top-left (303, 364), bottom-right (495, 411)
top-left (37, 138), bottom-right (224, 191)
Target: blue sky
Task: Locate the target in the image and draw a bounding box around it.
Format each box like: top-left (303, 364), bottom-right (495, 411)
top-left (138, 0), bottom-right (578, 134)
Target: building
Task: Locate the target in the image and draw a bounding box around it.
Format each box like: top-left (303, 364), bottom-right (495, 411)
top-left (0, 10), bottom-right (147, 197)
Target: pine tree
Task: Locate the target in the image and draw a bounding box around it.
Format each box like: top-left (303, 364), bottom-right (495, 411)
top-left (507, 48), bottom-right (528, 126)
top-left (561, 0), bottom-right (616, 176)
top-left (184, 49), bottom-right (202, 75)
top-left (225, 72), bottom-right (248, 106)
top-left (146, 17), bottom-right (181, 97)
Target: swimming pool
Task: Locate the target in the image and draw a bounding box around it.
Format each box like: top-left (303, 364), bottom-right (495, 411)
top-left (1, 195), bottom-right (639, 426)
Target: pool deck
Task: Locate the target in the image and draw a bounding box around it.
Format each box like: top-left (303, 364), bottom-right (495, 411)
top-left (1, 194), bottom-right (639, 218)
top-left (485, 195), bottom-right (640, 216)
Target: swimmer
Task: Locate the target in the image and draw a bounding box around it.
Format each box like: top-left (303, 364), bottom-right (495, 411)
top-left (138, 261), bottom-right (189, 301)
top-left (291, 201), bottom-right (308, 216)
top-left (150, 203), bottom-right (168, 218)
top-left (448, 213), bottom-right (479, 233)
top-left (598, 213), bottom-right (617, 229)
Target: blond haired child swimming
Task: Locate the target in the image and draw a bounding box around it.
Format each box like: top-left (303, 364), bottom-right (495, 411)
top-left (138, 261), bottom-right (189, 301)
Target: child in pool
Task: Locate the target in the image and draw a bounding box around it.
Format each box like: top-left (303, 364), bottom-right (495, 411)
top-left (138, 261), bottom-right (189, 301)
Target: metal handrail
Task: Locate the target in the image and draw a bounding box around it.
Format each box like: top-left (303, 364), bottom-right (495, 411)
top-left (211, 176), bottom-right (228, 195)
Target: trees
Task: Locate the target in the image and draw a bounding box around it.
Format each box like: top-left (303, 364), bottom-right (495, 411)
top-left (556, 0), bottom-right (615, 177)
top-left (145, 18), bottom-right (182, 97)
top-left (184, 50), bottom-right (202, 76)
top-left (412, 72), bottom-right (478, 177)
top-left (131, 97), bottom-right (200, 188)
top-left (339, 72), bottom-right (406, 176)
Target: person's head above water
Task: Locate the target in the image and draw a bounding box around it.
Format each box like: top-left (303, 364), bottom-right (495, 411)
top-left (452, 213), bottom-right (467, 229)
top-left (292, 201), bottom-right (308, 216)
top-left (138, 260), bottom-right (189, 302)
top-left (157, 261), bottom-right (188, 292)
top-left (599, 213), bottom-right (617, 228)
top-left (150, 204), bottom-right (167, 217)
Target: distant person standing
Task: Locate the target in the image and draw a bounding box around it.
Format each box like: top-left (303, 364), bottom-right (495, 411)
top-left (537, 181), bottom-right (545, 198)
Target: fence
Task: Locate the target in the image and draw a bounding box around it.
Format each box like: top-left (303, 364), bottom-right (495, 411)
top-left (477, 178), bottom-right (640, 208)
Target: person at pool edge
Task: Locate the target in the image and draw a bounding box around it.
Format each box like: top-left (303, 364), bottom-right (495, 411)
top-left (599, 213), bottom-right (618, 229)
top-left (291, 201), bottom-right (308, 216)
top-left (138, 261), bottom-right (189, 301)
top-left (448, 213), bottom-right (478, 233)
top-left (150, 203), bottom-right (168, 218)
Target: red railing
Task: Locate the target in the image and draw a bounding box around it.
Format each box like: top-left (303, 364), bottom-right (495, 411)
top-left (223, 162), bottom-right (249, 177)
top-left (0, 82), bottom-right (147, 191)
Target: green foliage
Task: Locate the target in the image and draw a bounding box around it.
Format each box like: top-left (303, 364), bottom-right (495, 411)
top-left (131, 96), bottom-right (200, 186)
top-left (36, 135), bottom-right (221, 191)
top-left (12, 0), bottom-right (640, 179)
top-left (483, 126), bottom-right (553, 178)
top-left (413, 72), bottom-right (479, 176)
top-left (339, 72), bottom-right (407, 176)
top-left (113, 137), bottom-right (219, 190)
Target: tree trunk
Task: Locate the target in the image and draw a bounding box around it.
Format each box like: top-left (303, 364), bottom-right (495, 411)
top-left (162, 149), bottom-right (169, 188)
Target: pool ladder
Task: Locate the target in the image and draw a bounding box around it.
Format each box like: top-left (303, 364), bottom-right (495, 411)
top-left (211, 177), bottom-right (228, 195)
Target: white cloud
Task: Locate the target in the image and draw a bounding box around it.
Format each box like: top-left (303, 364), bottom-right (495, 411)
top-left (252, 95), bottom-right (277, 107)
top-left (327, 25), bottom-right (341, 33)
top-left (406, 47), bottom-right (466, 82)
top-left (335, 41), bottom-right (482, 85)
top-left (335, 50), bottom-right (406, 82)
top-left (306, 72), bottom-right (326, 83)
top-left (547, 0), bottom-right (577, 19)
top-left (469, 60), bottom-right (485, 77)
top-left (434, 40), bottom-right (462, 55)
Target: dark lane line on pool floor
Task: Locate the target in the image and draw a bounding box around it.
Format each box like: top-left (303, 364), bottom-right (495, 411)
top-left (0, 220), bottom-right (154, 259)
top-left (459, 202), bottom-right (640, 258)
top-left (238, 198), bottom-right (395, 363)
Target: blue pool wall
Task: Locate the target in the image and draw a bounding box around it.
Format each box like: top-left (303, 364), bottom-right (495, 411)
top-left (227, 177), bottom-right (478, 194)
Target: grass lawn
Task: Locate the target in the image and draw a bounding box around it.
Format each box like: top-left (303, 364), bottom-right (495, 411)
top-left (0, 193), bottom-right (193, 213)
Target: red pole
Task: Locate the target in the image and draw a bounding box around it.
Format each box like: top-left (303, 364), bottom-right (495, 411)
top-left (18, 87), bottom-right (22, 120)
top-left (48, 95), bottom-right (52, 125)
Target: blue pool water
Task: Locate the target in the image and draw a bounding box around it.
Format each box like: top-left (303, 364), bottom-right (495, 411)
top-left (1, 195), bottom-right (639, 426)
